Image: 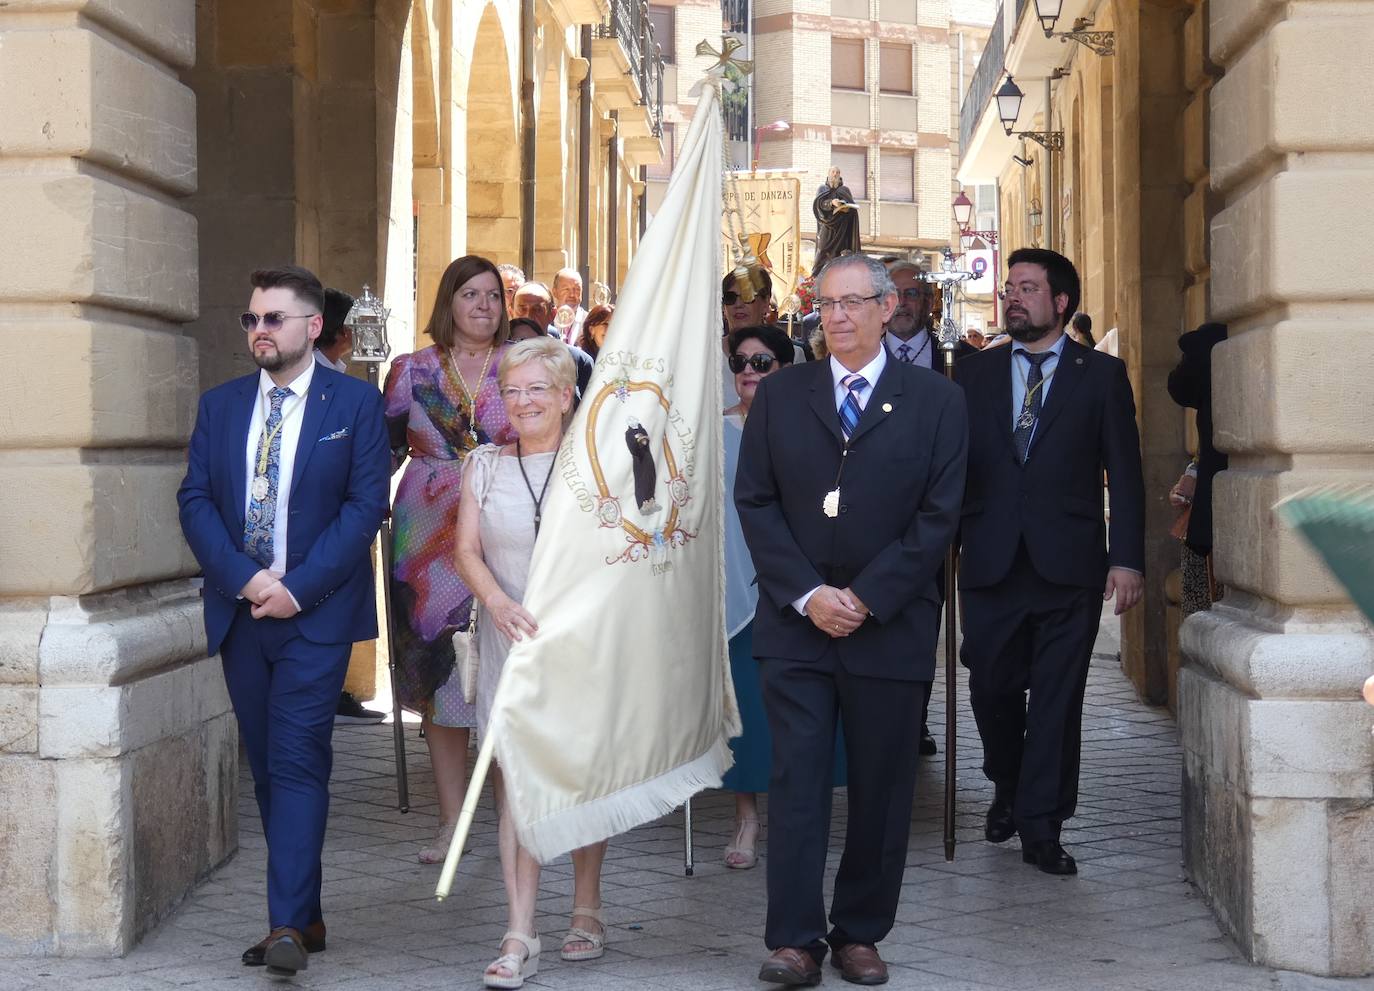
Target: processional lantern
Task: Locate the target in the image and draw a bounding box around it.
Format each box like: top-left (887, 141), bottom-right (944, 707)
top-left (346, 284), bottom-right (392, 364)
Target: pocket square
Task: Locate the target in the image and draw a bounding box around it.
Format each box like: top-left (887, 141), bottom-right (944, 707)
top-left (319, 427), bottom-right (350, 443)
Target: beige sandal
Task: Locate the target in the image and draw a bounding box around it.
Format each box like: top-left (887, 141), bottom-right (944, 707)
top-left (484, 931), bottom-right (540, 989)
top-left (724, 817), bottom-right (760, 870)
top-left (560, 905), bottom-right (606, 961)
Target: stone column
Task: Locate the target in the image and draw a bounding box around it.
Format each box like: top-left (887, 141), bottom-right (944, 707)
top-left (1182, 1), bottom-right (1374, 976)
top-left (1112, 0), bottom-right (1191, 706)
top-left (0, 2), bottom-right (237, 956)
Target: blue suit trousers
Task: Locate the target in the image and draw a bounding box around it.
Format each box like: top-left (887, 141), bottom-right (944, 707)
top-left (221, 606), bottom-right (351, 931)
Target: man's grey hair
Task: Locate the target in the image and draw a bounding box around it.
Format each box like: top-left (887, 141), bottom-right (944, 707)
top-left (497, 263), bottom-right (526, 282)
top-left (552, 267), bottom-right (582, 288)
top-left (886, 260), bottom-right (930, 286)
top-left (816, 254), bottom-right (897, 299)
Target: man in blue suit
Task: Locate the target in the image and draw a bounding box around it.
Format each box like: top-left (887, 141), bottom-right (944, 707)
top-left (178, 265), bottom-right (389, 976)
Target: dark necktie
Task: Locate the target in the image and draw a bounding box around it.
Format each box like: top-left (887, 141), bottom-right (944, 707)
top-left (839, 373), bottom-right (867, 440)
top-left (1012, 351), bottom-right (1051, 464)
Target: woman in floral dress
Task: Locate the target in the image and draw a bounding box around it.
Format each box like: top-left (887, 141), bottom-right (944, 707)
top-left (384, 255), bottom-right (515, 862)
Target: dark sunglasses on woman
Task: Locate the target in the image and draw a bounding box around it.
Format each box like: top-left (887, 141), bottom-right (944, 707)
top-left (729, 352), bottom-right (779, 374)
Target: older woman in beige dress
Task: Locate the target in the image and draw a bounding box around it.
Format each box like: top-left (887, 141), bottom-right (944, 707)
top-left (454, 338), bottom-right (608, 990)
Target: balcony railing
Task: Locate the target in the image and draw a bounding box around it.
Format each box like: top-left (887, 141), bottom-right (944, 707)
top-left (959, 2), bottom-right (1005, 159)
top-left (598, 0), bottom-right (666, 137)
top-left (722, 0), bottom-right (748, 34)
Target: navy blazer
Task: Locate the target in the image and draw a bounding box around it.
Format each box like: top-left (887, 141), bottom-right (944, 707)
top-left (734, 357), bottom-right (968, 681)
top-left (177, 365), bottom-right (390, 655)
top-left (954, 337), bottom-right (1145, 590)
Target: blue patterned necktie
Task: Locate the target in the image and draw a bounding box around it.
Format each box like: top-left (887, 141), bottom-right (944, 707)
top-left (244, 386), bottom-right (293, 567)
top-left (1012, 351), bottom-right (1051, 464)
top-left (839, 373), bottom-right (868, 441)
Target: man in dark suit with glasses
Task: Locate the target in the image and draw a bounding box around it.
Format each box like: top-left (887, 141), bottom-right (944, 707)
top-left (955, 247), bottom-right (1145, 877)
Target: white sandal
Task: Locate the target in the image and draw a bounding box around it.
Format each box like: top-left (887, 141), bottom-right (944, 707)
top-left (560, 905), bottom-right (606, 961)
top-left (724, 817), bottom-right (760, 870)
top-left (484, 931), bottom-right (540, 989)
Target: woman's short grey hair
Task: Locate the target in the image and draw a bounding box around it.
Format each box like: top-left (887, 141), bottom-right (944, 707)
top-left (499, 337), bottom-right (576, 392)
top-left (815, 254), bottom-right (897, 300)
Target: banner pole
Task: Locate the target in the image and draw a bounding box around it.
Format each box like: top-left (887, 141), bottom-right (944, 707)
top-left (435, 729), bottom-right (496, 901)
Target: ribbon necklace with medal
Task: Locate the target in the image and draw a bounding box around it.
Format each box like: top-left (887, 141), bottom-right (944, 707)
top-left (251, 388), bottom-right (301, 503)
top-left (515, 438), bottom-right (556, 536)
top-left (447, 344), bottom-right (496, 446)
top-left (1014, 351), bottom-right (1056, 431)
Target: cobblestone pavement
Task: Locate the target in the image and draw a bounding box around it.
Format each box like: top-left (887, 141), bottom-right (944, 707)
top-left (5, 612), bottom-right (1371, 991)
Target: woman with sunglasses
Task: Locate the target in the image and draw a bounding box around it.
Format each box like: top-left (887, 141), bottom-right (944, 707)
top-left (382, 255), bottom-right (516, 864)
top-left (720, 326), bottom-right (848, 870)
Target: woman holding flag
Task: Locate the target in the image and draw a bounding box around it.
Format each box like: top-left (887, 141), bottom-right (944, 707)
top-left (454, 337), bottom-right (609, 989)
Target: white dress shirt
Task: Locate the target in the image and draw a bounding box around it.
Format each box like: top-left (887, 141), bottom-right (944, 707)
top-left (791, 348), bottom-right (890, 616)
top-left (243, 362), bottom-right (315, 577)
top-left (885, 329), bottom-right (934, 369)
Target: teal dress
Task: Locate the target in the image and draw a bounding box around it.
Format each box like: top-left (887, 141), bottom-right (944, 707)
top-left (721, 413), bottom-right (846, 793)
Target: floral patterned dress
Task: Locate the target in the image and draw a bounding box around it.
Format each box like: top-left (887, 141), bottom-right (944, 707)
top-left (384, 343), bottom-right (515, 723)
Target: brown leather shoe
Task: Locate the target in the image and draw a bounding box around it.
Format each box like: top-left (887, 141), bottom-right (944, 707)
top-left (263, 927), bottom-right (309, 977)
top-left (831, 942), bottom-right (888, 985)
top-left (242, 920), bottom-right (326, 966)
top-left (759, 946), bottom-right (822, 986)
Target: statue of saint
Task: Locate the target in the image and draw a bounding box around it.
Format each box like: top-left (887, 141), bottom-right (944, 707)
top-left (812, 166), bottom-right (861, 270)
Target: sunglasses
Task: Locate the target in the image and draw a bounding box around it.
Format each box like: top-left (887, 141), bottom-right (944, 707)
top-left (240, 311), bottom-right (318, 332)
top-left (723, 291), bottom-right (764, 306)
top-left (729, 353), bottom-right (779, 374)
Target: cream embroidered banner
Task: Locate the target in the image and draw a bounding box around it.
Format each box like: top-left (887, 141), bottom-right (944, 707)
top-left (723, 172), bottom-right (802, 307)
top-left (487, 83), bottom-right (737, 863)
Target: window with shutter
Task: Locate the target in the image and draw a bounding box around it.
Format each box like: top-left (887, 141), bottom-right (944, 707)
top-left (879, 150), bottom-right (914, 202)
top-left (879, 44), bottom-right (913, 94)
top-left (648, 6), bottom-right (675, 64)
top-left (831, 38), bottom-right (865, 91)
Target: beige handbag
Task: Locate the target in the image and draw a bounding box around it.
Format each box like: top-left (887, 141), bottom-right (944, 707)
top-left (453, 598), bottom-right (480, 704)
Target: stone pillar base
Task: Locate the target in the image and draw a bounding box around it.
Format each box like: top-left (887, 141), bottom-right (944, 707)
top-left (1180, 597), bottom-right (1374, 976)
top-left (0, 581), bottom-right (237, 957)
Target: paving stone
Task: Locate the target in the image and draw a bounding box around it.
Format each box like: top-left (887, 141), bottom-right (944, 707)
top-left (16, 611), bottom-right (1374, 989)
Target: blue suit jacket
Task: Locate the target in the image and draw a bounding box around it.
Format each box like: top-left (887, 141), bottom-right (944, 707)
top-left (177, 365), bottom-right (390, 656)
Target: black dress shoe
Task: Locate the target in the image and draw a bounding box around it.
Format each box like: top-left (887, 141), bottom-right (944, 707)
top-left (918, 727), bottom-right (938, 756)
top-left (984, 800), bottom-right (1016, 844)
top-left (1022, 839), bottom-right (1077, 875)
top-left (262, 928), bottom-right (309, 976)
top-left (243, 920), bottom-right (326, 966)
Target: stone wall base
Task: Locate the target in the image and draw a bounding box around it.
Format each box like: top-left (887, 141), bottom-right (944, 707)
top-left (1181, 600), bottom-right (1374, 976)
top-left (0, 582), bottom-right (238, 957)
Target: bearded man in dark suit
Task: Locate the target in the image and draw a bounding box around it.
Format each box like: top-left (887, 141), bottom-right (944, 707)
top-left (736, 253), bottom-right (968, 987)
top-left (955, 247), bottom-right (1145, 877)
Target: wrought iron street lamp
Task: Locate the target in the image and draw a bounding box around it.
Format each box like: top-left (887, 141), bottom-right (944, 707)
top-left (752, 119), bottom-right (789, 172)
top-left (1033, 0), bottom-right (1115, 56)
top-left (994, 75), bottom-right (1063, 151)
top-left (951, 191), bottom-right (1000, 325)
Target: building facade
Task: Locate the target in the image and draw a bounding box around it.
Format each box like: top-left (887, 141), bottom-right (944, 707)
top-left (958, 0), bottom-right (1374, 976)
top-left (0, 0), bottom-right (660, 956)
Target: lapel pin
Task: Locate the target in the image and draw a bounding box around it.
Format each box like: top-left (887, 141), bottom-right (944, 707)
top-left (1075, 357), bottom-right (1084, 365)
top-left (881, 402), bottom-right (892, 413)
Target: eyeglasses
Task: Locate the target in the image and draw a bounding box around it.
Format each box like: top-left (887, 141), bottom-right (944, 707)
top-left (728, 353), bottom-right (779, 375)
top-left (240, 311), bottom-right (319, 332)
top-left (815, 294), bottom-right (881, 314)
top-left (998, 283), bottom-right (1050, 300)
top-left (500, 383), bottom-right (554, 403)
top-left (898, 287), bottom-right (933, 301)
top-left (723, 291), bottom-right (764, 306)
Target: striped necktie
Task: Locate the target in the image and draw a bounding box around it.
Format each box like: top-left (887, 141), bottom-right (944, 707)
top-left (839, 373), bottom-right (867, 440)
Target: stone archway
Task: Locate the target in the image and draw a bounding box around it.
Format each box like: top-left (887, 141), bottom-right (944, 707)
top-left (464, 4), bottom-right (521, 266)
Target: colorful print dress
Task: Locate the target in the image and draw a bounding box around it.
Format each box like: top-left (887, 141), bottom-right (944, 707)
top-left (384, 343), bottom-right (516, 723)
